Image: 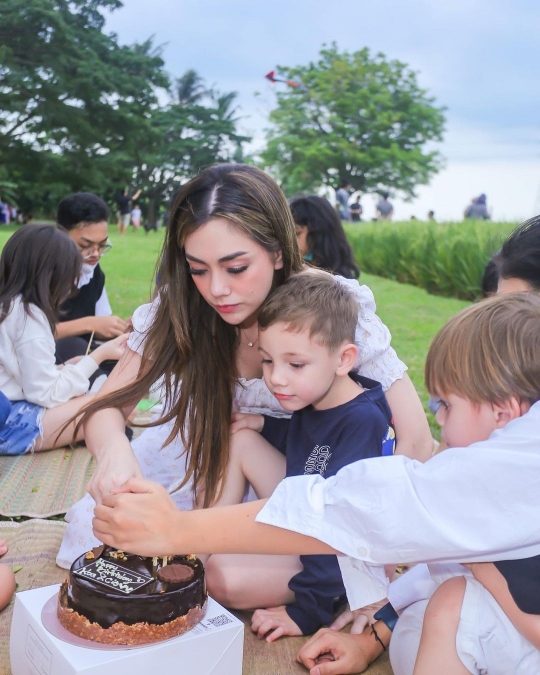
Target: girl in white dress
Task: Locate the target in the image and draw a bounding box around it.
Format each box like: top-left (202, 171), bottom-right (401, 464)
top-left (57, 166), bottom-right (432, 610)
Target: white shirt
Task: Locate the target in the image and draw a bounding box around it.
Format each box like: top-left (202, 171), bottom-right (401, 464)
top-left (0, 297), bottom-right (98, 407)
top-left (78, 264), bottom-right (112, 317)
top-left (257, 402), bottom-right (540, 608)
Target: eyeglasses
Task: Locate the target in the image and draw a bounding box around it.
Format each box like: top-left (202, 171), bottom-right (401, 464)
top-left (79, 240), bottom-right (113, 259)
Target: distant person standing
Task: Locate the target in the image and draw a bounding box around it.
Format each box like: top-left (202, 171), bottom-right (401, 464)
top-left (131, 204), bottom-right (142, 230)
top-left (427, 210), bottom-right (436, 221)
top-left (349, 196), bottom-right (362, 222)
top-left (335, 180), bottom-right (351, 221)
top-left (464, 194), bottom-right (490, 220)
top-left (116, 188), bottom-right (141, 235)
top-left (376, 191), bottom-right (394, 221)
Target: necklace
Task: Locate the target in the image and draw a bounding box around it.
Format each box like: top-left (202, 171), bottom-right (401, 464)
top-left (241, 329), bottom-right (258, 348)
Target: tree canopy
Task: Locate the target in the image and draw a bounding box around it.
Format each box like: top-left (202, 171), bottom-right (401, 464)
top-left (0, 0), bottom-right (247, 215)
top-left (129, 72), bottom-right (249, 223)
top-left (261, 44), bottom-right (446, 198)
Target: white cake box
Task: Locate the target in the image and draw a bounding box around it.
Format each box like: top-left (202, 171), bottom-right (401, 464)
top-left (10, 584), bottom-right (243, 675)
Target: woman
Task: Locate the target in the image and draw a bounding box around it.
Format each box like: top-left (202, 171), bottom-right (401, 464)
top-left (290, 195), bottom-right (360, 279)
top-left (57, 166), bottom-right (431, 588)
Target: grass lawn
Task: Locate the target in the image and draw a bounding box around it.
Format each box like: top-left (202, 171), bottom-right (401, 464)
top-left (0, 225), bottom-right (470, 430)
top-left (361, 272), bottom-right (468, 398)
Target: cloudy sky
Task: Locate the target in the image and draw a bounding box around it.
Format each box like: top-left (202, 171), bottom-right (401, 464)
top-left (105, 0), bottom-right (540, 221)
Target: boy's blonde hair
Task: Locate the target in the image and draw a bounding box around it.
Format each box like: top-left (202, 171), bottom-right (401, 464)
top-left (258, 273), bottom-right (358, 351)
top-left (425, 293), bottom-right (540, 405)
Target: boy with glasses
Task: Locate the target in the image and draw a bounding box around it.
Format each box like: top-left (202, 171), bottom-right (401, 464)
top-left (55, 192), bottom-right (127, 369)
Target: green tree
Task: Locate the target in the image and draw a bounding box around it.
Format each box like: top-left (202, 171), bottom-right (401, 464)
top-left (129, 74), bottom-right (249, 224)
top-left (0, 2), bottom-right (249, 218)
top-left (261, 44), bottom-right (446, 197)
top-left (0, 0), bottom-right (168, 211)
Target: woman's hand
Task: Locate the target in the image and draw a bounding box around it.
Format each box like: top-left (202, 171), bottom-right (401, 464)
top-left (87, 439), bottom-right (143, 505)
top-left (93, 478), bottom-right (179, 555)
top-left (83, 346), bottom-right (144, 504)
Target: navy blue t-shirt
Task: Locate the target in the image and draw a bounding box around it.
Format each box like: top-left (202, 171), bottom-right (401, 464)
top-left (261, 373), bottom-right (394, 634)
top-left (495, 556), bottom-right (540, 615)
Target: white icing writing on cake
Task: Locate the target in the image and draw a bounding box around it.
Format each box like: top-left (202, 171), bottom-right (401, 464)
top-left (74, 558), bottom-right (153, 594)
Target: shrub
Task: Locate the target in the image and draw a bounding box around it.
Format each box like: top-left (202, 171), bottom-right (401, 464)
top-left (345, 221), bottom-right (517, 300)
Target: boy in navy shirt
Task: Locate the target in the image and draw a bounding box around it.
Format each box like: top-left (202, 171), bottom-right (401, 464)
top-left (208, 273), bottom-right (394, 641)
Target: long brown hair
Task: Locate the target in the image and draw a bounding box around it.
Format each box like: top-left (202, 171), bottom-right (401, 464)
top-left (0, 224), bottom-right (81, 332)
top-left (80, 164), bottom-right (303, 506)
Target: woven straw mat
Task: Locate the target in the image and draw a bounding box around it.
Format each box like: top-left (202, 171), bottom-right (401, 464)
top-left (0, 448), bottom-right (94, 518)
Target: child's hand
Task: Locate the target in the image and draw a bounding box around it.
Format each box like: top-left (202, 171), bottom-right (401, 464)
top-left (93, 478), bottom-right (179, 555)
top-left (90, 315), bottom-right (129, 339)
top-left (330, 599), bottom-right (388, 634)
top-left (251, 605), bottom-right (302, 642)
top-left (297, 627), bottom-right (373, 675)
top-left (230, 412), bottom-right (264, 434)
top-left (0, 540), bottom-right (7, 557)
top-left (90, 333), bottom-right (129, 365)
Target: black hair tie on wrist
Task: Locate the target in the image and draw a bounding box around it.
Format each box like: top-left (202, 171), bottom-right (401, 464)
top-left (371, 624), bottom-right (387, 651)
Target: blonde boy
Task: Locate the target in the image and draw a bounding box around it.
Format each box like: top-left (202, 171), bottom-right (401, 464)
top-left (94, 294), bottom-right (540, 675)
top-left (204, 274), bottom-right (395, 641)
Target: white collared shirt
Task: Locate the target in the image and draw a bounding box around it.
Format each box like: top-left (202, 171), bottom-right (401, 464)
top-left (257, 402), bottom-right (540, 607)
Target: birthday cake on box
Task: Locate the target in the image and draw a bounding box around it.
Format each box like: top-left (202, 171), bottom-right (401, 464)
top-left (57, 545), bottom-right (207, 645)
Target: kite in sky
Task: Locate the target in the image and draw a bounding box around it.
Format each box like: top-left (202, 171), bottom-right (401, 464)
top-left (265, 71), bottom-right (309, 93)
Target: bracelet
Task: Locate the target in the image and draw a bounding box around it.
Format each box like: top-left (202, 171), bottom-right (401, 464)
top-left (370, 624), bottom-right (387, 651)
top-left (373, 602), bottom-right (399, 632)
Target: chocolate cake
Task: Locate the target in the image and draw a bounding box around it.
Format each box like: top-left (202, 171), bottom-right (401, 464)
top-left (57, 545), bottom-right (207, 645)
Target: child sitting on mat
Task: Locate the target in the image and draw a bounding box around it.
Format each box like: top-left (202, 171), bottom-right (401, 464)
top-left (0, 225), bottom-right (127, 455)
